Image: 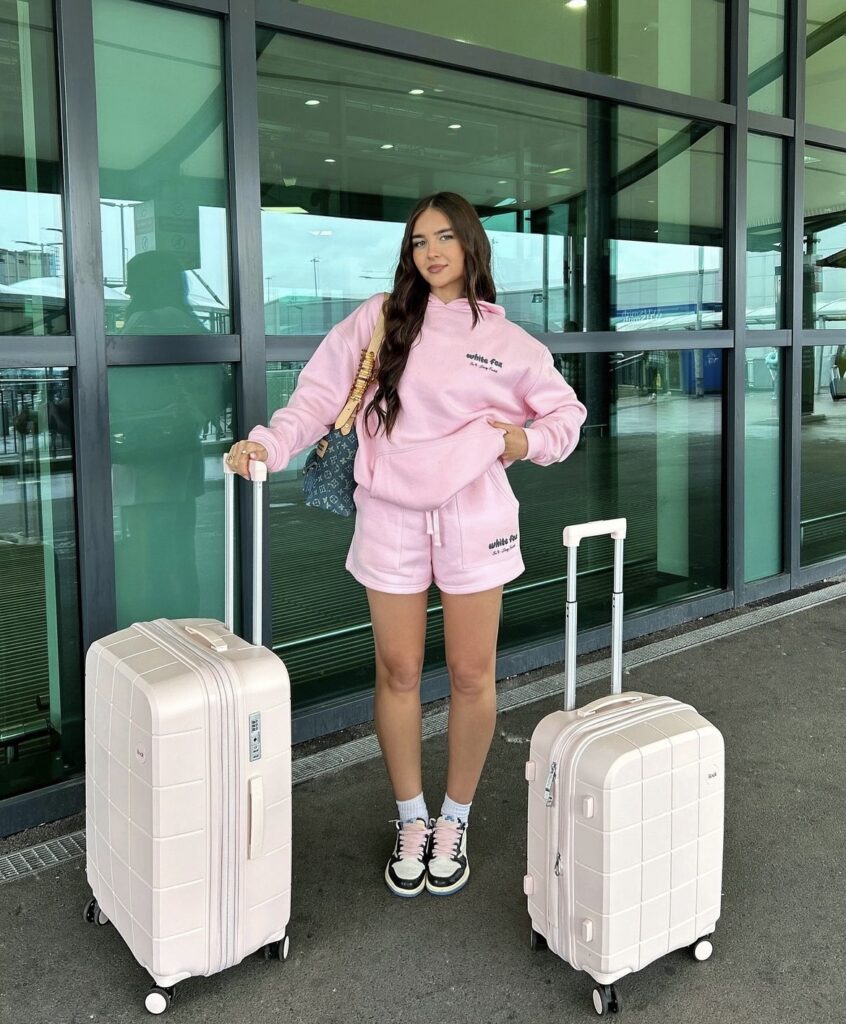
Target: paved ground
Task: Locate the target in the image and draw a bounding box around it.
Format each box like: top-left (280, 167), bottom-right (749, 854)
top-left (1, 597), bottom-right (844, 1024)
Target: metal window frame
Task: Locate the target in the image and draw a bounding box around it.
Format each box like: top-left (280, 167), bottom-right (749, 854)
top-left (7, 0), bottom-right (846, 832)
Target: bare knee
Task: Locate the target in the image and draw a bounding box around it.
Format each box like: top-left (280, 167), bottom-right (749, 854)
top-left (377, 655), bottom-right (423, 697)
top-left (447, 658), bottom-right (495, 699)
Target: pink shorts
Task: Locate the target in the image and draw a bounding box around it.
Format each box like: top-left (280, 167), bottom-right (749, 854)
top-left (345, 469), bottom-right (525, 595)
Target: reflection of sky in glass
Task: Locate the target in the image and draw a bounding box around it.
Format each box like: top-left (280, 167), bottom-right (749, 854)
top-left (0, 192), bottom-right (64, 268)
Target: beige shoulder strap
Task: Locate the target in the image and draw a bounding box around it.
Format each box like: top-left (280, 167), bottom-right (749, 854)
top-left (334, 298), bottom-right (387, 434)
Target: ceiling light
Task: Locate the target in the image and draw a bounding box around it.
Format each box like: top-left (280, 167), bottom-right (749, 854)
top-left (409, 89), bottom-right (425, 95)
top-left (448, 123), bottom-right (462, 130)
top-left (305, 99), bottom-right (321, 106)
top-left (803, 155), bottom-right (820, 164)
top-left (566, 0), bottom-right (588, 9)
top-left (498, 180), bottom-right (508, 184)
top-left (262, 206), bottom-right (308, 214)
top-left (548, 167), bottom-right (571, 175)
top-left (380, 144), bottom-right (394, 150)
top-left (324, 158), bottom-right (336, 163)
top-left (495, 197), bottom-right (517, 207)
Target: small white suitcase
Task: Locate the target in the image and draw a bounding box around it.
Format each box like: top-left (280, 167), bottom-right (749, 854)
top-left (84, 459), bottom-right (292, 1015)
top-left (524, 520), bottom-right (724, 1017)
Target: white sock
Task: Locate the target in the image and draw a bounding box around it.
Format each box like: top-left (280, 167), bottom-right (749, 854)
top-left (396, 793), bottom-right (428, 824)
top-left (441, 794), bottom-right (471, 824)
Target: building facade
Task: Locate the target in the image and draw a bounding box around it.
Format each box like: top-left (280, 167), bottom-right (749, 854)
top-left (1, 0), bottom-right (844, 833)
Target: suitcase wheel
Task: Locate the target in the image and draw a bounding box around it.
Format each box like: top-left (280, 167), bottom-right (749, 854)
top-left (592, 985), bottom-right (622, 1016)
top-left (82, 896), bottom-right (109, 927)
top-left (145, 986), bottom-right (176, 1015)
top-left (529, 926), bottom-right (547, 952)
top-left (262, 932), bottom-right (290, 962)
top-left (691, 937), bottom-right (714, 962)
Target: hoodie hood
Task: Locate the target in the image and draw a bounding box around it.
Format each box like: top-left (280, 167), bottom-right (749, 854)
top-left (427, 293), bottom-right (506, 318)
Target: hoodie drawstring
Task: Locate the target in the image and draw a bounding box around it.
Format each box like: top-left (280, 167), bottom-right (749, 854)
top-left (425, 508), bottom-right (442, 547)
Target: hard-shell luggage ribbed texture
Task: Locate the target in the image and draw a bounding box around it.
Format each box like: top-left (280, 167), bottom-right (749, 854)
top-left (85, 618), bottom-right (292, 989)
top-left (524, 518), bottom-right (725, 1003)
top-left (525, 695), bottom-right (724, 985)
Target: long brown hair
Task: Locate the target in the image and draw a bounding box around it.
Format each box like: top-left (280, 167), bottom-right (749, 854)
top-left (364, 192), bottom-right (497, 438)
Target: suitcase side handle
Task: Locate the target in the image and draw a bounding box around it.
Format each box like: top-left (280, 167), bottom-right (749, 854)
top-left (223, 457), bottom-right (266, 646)
top-left (563, 518), bottom-right (626, 712)
top-left (577, 694), bottom-right (642, 718)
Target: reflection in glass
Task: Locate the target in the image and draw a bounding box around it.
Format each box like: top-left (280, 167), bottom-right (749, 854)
top-left (747, 135), bottom-right (784, 330)
top-left (93, 0), bottom-right (231, 334)
top-left (744, 347), bottom-right (782, 582)
top-left (109, 364), bottom-right (234, 626)
top-left (803, 146), bottom-right (846, 329)
top-left (0, 0), bottom-right (67, 336)
top-left (0, 368), bottom-right (81, 800)
top-left (801, 345), bottom-right (846, 565)
top-left (806, 1), bottom-right (846, 132)
top-left (749, 0), bottom-right (786, 116)
top-left (257, 33), bottom-right (723, 336)
top-left (296, 0), bottom-right (725, 99)
top-left (265, 351), bottom-right (723, 706)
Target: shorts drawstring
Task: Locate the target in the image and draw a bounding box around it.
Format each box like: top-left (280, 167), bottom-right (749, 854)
top-left (425, 508), bottom-right (442, 547)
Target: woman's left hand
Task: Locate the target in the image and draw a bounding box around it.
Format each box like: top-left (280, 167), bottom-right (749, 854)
top-left (488, 419), bottom-right (528, 461)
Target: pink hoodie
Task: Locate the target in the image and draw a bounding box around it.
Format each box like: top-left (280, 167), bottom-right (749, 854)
top-left (249, 292), bottom-right (587, 511)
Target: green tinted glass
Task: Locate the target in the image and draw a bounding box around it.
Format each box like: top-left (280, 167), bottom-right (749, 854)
top-left (0, 0), bottom-right (67, 336)
top-left (0, 368), bottom-right (82, 800)
top-left (749, 0), bottom-right (786, 115)
top-left (297, 0), bottom-right (725, 99)
top-left (500, 350), bottom-right (724, 646)
top-left (801, 345), bottom-right (846, 565)
top-left (258, 33), bottom-right (723, 335)
top-left (744, 347), bottom-right (783, 582)
top-left (93, 0), bottom-right (231, 335)
top-left (806, 1), bottom-right (846, 132)
top-left (266, 351), bottom-right (723, 706)
top-left (109, 364), bottom-right (234, 626)
top-left (803, 146), bottom-right (846, 329)
top-left (747, 135), bottom-right (784, 330)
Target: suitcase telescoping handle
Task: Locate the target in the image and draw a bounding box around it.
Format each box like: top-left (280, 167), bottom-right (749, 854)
top-left (223, 455), bottom-right (267, 646)
top-left (562, 518), bottom-right (627, 712)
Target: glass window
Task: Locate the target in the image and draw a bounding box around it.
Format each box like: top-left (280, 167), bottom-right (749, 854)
top-left (93, 0), bottom-right (231, 335)
top-left (801, 344), bottom-right (846, 565)
top-left (0, 368), bottom-right (82, 801)
top-left (0, 0), bottom-right (67, 336)
top-left (109, 364), bottom-right (234, 626)
top-left (806, 1), bottom-right (846, 132)
top-left (803, 146), bottom-right (846, 329)
top-left (294, 0), bottom-right (725, 100)
top-left (257, 33), bottom-right (724, 336)
top-left (266, 351), bottom-right (724, 705)
top-left (747, 135), bottom-right (784, 329)
top-left (749, 0), bottom-right (786, 115)
top-left (744, 347), bottom-right (783, 582)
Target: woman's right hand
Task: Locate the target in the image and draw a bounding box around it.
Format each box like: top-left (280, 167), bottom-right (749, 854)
top-left (226, 440), bottom-right (268, 480)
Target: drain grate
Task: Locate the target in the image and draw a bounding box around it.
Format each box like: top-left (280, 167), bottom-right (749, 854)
top-left (3, 577), bottom-right (844, 884)
top-left (0, 831), bottom-right (86, 883)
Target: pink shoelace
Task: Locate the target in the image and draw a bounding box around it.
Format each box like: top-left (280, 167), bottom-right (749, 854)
top-left (431, 819), bottom-right (462, 860)
top-left (397, 821), bottom-right (430, 862)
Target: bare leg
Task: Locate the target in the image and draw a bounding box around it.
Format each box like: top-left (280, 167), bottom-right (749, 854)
top-left (440, 586), bottom-right (503, 805)
top-left (366, 588), bottom-right (429, 801)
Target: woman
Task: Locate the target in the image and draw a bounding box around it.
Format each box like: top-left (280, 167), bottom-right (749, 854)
top-left (228, 193), bottom-right (586, 898)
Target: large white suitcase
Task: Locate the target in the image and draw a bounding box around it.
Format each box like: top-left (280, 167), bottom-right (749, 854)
top-left (524, 520), bottom-right (724, 1017)
top-left (83, 460), bottom-right (292, 1015)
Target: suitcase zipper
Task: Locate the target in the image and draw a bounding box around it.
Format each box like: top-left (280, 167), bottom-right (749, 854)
top-left (544, 763), bottom-right (557, 805)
